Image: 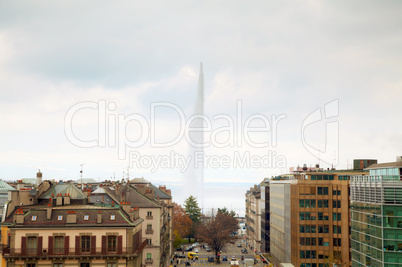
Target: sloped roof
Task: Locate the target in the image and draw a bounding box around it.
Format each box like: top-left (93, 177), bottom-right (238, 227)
top-left (6, 205), bottom-right (142, 228)
top-left (0, 180), bottom-right (17, 192)
top-left (40, 183), bottom-right (86, 200)
top-left (92, 187), bottom-right (107, 194)
top-left (130, 178), bottom-right (150, 184)
top-left (151, 185), bottom-right (171, 200)
top-left (365, 161), bottom-right (402, 170)
top-left (104, 185), bottom-right (160, 209)
top-left (75, 178), bottom-right (99, 184)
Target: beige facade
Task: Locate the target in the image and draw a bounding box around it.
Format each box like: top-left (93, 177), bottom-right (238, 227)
top-left (245, 185), bottom-right (261, 252)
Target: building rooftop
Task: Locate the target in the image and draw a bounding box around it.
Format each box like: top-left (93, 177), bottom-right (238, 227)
top-left (365, 161), bottom-right (402, 170)
top-left (40, 183), bottom-right (87, 200)
top-left (0, 179), bottom-right (17, 192)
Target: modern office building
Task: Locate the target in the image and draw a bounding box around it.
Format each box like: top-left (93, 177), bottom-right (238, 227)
top-left (351, 159), bottom-right (402, 267)
top-left (270, 178), bottom-right (293, 263)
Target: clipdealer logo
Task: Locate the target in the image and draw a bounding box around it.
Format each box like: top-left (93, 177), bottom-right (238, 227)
top-left (64, 100), bottom-right (288, 172)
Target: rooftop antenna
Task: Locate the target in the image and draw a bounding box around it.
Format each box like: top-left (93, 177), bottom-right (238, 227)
top-left (127, 166), bottom-right (130, 180)
top-left (80, 163), bottom-right (84, 190)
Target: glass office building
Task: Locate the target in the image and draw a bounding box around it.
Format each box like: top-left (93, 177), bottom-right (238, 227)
top-left (351, 161), bottom-right (402, 267)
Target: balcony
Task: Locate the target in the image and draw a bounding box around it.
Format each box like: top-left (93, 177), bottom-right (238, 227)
top-left (145, 259), bottom-right (153, 264)
top-left (3, 239), bottom-right (148, 259)
top-left (146, 229), bottom-right (154, 235)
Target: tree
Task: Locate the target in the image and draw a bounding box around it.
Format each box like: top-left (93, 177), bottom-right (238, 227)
top-left (196, 212), bottom-right (238, 257)
top-left (172, 202), bottom-right (193, 243)
top-left (217, 207), bottom-right (237, 217)
top-left (184, 195), bottom-right (202, 223)
top-left (184, 195), bottom-right (202, 241)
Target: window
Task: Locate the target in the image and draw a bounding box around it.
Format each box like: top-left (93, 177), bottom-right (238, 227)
top-left (300, 226), bottom-right (305, 233)
top-left (53, 264), bottom-right (63, 267)
top-left (107, 263), bottom-right (116, 267)
top-left (147, 224), bottom-right (152, 230)
top-left (110, 215), bottom-right (115, 221)
top-left (107, 236), bottom-right (117, 252)
top-left (318, 238), bottom-right (323, 246)
top-left (318, 187), bottom-right (323, 195)
top-left (147, 253), bottom-right (152, 260)
top-left (57, 215), bottom-right (63, 221)
top-left (310, 200), bottom-right (316, 208)
top-left (32, 216), bottom-right (37, 221)
top-left (300, 237), bottom-right (305, 245)
top-left (147, 239), bottom-right (152, 246)
top-left (147, 211), bottom-right (152, 217)
top-left (81, 236), bottom-right (90, 252)
top-left (80, 263), bottom-right (90, 267)
top-left (311, 225), bottom-right (316, 233)
top-left (84, 215), bottom-right (89, 221)
top-left (299, 200), bottom-right (305, 208)
top-left (323, 187), bottom-right (328, 195)
top-left (27, 264), bottom-right (36, 267)
top-left (333, 200), bottom-right (341, 208)
top-left (27, 236), bottom-right (37, 254)
top-left (54, 236), bottom-right (64, 254)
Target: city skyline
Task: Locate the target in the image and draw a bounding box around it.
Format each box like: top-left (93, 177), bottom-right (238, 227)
top-left (0, 1), bottom-right (401, 216)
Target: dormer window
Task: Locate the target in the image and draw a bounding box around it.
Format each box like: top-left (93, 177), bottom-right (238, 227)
top-left (58, 215), bottom-right (63, 221)
top-left (32, 215), bottom-right (37, 221)
top-left (84, 215), bottom-right (89, 221)
top-left (110, 215), bottom-right (115, 221)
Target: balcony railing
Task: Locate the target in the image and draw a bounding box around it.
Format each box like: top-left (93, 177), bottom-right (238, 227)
top-left (3, 239), bottom-right (148, 259)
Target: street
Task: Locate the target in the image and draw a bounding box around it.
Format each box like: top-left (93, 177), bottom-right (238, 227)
top-left (173, 241), bottom-right (268, 267)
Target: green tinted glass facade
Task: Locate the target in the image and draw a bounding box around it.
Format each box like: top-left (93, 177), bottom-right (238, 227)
top-left (351, 173), bottom-right (402, 267)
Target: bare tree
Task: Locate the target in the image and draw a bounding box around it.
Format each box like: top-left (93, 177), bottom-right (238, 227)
top-left (196, 212), bottom-right (238, 257)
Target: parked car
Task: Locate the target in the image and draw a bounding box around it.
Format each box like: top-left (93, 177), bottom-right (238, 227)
top-left (174, 254), bottom-right (186, 259)
top-left (188, 252), bottom-right (199, 260)
top-left (192, 242), bottom-right (199, 247)
top-left (222, 256), bottom-right (228, 261)
top-left (241, 248), bottom-right (248, 254)
top-left (206, 246), bottom-right (211, 252)
top-left (194, 248), bottom-right (199, 253)
top-left (185, 246), bottom-right (193, 251)
top-left (237, 243), bottom-right (242, 247)
top-left (176, 246), bottom-right (183, 251)
top-left (208, 256), bottom-right (214, 262)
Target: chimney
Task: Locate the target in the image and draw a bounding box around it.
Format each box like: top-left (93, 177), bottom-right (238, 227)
top-left (64, 193), bottom-right (71, 205)
top-left (145, 188), bottom-right (155, 200)
top-left (14, 209), bottom-right (24, 224)
top-left (120, 202), bottom-right (131, 214)
top-left (97, 211), bottom-right (102, 224)
top-left (47, 204), bottom-right (52, 220)
top-left (129, 207), bottom-right (139, 221)
top-left (36, 170), bottom-right (43, 188)
top-left (120, 191), bottom-right (126, 203)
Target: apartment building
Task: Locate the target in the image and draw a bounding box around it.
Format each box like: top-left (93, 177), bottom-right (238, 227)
top-left (101, 178), bottom-right (173, 267)
top-left (351, 158), bottom-right (402, 266)
top-left (245, 184), bottom-right (261, 252)
top-left (261, 178), bottom-right (270, 253)
top-left (1, 179), bottom-right (146, 267)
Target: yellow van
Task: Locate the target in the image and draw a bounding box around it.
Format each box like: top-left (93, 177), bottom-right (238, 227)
top-left (188, 252), bottom-right (199, 260)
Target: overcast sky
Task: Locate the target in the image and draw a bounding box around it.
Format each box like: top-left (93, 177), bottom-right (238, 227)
top-left (0, 1), bottom-right (401, 213)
